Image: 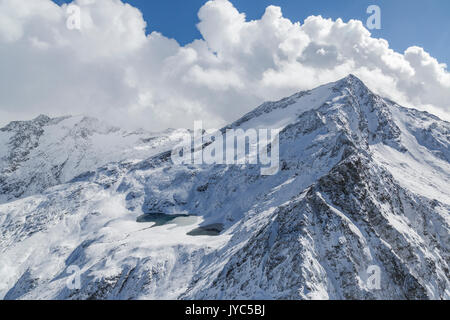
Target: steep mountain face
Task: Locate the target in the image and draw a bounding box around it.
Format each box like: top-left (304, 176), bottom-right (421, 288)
top-left (0, 115), bottom-right (187, 203)
top-left (0, 75), bottom-right (448, 300)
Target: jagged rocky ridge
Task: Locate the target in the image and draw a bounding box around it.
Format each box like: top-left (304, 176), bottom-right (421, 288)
top-left (0, 75), bottom-right (448, 299)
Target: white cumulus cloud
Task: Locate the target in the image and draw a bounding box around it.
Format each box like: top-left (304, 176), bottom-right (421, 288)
top-left (0, 0), bottom-right (449, 130)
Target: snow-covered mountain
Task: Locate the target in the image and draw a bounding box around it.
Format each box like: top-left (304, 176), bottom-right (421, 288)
top-left (0, 115), bottom-right (188, 203)
top-left (0, 75), bottom-right (448, 299)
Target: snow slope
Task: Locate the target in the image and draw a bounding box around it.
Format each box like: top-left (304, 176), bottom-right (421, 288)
top-left (0, 115), bottom-right (188, 203)
top-left (0, 75), bottom-right (448, 299)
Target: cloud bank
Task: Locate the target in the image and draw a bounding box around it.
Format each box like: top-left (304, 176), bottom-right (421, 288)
top-left (1, 0), bottom-right (449, 130)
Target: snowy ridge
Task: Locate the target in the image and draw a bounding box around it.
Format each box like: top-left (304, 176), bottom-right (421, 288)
top-left (0, 115), bottom-right (188, 203)
top-left (0, 75), bottom-right (448, 299)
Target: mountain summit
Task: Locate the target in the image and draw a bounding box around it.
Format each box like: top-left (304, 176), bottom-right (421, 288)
top-left (0, 75), bottom-right (449, 299)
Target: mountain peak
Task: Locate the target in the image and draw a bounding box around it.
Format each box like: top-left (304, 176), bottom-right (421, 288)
top-left (333, 73), bottom-right (368, 90)
top-left (343, 73), bottom-right (361, 81)
top-left (230, 74), bottom-right (375, 130)
top-left (32, 114), bottom-right (51, 123)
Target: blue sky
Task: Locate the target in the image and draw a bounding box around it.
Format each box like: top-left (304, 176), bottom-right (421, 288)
top-left (53, 0), bottom-right (450, 66)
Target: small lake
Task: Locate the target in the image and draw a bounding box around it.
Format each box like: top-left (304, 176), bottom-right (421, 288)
top-left (136, 213), bottom-right (196, 226)
top-left (187, 223), bottom-right (224, 236)
top-left (136, 213), bottom-right (224, 236)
